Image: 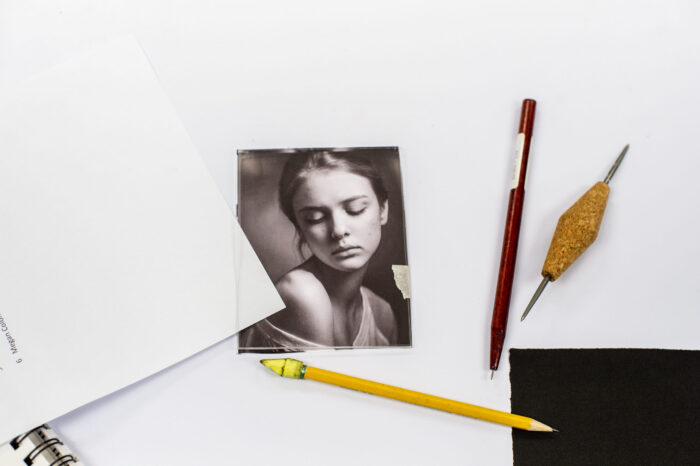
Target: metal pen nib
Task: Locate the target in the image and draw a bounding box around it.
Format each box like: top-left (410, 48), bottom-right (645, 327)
top-left (521, 275), bottom-right (550, 321)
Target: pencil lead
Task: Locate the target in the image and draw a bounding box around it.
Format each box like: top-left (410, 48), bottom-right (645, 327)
top-left (552, 428), bottom-right (560, 432)
top-left (490, 370), bottom-right (495, 380)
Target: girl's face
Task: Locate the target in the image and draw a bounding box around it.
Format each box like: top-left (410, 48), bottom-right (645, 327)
top-left (292, 168), bottom-right (388, 272)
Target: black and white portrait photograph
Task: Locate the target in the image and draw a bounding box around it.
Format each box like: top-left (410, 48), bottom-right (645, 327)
top-left (238, 147), bottom-right (411, 352)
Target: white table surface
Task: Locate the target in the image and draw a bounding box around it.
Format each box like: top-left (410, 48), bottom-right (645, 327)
top-left (2, 1), bottom-right (699, 465)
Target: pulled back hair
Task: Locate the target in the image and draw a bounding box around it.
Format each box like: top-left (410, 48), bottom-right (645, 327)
top-left (278, 150), bottom-right (389, 232)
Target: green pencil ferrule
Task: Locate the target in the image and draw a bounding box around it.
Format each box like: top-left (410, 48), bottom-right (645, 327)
top-left (300, 365), bottom-right (306, 379)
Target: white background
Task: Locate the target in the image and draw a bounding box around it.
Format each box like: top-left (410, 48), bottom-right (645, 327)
top-left (2, 1), bottom-right (699, 465)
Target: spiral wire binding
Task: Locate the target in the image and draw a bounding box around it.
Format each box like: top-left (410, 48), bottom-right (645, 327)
top-left (10, 425), bottom-right (80, 465)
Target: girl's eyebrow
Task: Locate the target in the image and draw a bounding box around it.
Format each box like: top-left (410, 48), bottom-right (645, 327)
top-left (297, 205), bottom-right (325, 213)
top-left (297, 195), bottom-right (369, 212)
top-left (342, 195), bottom-right (369, 204)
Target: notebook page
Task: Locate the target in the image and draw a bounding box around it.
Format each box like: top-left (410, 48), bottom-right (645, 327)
top-left (0, 36), bottom-right (282, 443)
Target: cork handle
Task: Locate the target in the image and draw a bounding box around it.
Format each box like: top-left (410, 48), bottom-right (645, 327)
top-left (542, 182), bottom-right (610, 280)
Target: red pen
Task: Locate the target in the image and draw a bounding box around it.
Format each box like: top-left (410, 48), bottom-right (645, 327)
top-left (489, 99), bottom-right (536, 377)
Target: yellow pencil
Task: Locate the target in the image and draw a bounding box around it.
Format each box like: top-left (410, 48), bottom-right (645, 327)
top-left (260, 358), bottom-right (555, 432)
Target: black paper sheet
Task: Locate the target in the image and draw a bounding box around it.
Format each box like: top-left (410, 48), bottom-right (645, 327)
top-left (510, 348), bottom-right (700, 466)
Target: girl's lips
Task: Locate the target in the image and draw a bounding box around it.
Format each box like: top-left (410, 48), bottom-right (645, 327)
top-left (332, 246), bottom-right (360, 256)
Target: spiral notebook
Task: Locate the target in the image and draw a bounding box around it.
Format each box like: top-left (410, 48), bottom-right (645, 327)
top-left (0, 425), bottom-right (82, 466)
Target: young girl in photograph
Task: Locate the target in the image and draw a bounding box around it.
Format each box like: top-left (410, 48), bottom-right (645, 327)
top-left (241, 151), bottom-right (398, 350)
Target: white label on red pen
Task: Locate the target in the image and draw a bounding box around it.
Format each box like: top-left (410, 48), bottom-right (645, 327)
top-left (510, 132), bottom-right (525, 189)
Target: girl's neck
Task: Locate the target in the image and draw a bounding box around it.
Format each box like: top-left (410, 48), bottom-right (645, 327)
top-left (312, 257), bottom-right (367, 307)
top-left (310, 257), bottom-right (367, 345)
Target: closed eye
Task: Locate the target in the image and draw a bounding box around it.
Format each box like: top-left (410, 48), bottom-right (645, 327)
top-left (347, 206), bottom-right (367, 216)
top-left (302, 210), bottom-right (326, 225)
top-left (345, 198), bottom-right (369, 215)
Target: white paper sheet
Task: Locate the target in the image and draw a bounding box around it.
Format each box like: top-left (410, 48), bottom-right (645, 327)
top-left (0, 36), bottom-right (283, 444)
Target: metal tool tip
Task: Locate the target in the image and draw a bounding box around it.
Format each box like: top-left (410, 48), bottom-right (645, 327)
top-left (521, 276), bottom-right (550, 321)
top-left (603, 145), bottom-right (629, 184)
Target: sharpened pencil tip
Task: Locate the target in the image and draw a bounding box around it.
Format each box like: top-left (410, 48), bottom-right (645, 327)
top-left (528, 420), bottom-right (556, 432)
top-left (552, 428), bottom-right (560, 432)
top-left (490, 370), bottom-right (495, 380)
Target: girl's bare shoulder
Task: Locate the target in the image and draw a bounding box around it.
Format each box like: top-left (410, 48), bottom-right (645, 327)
top-left (271, 264), bottom-right (334, 344)
top-left (276, 266), bottom-right (327, 306)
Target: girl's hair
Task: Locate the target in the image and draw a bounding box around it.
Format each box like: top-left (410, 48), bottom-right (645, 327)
top-left (278, 150), bottom-right (389, 231)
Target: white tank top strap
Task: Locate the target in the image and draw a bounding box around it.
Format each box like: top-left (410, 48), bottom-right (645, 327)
top-left (352, 287), bottom-right (390, 347)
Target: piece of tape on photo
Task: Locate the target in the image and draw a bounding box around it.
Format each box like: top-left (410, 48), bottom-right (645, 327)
top-left (391, 265), bottom-right (411, 299)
